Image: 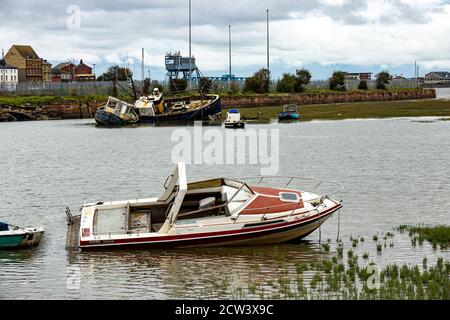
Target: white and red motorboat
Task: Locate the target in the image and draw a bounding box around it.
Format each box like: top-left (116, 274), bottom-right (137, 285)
top-left (67, 163), bottom-right (343, 250)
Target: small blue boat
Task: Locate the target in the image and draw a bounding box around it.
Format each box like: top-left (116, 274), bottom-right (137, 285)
top-left (0, 221), bottom-right (44, 249)
top-left (278, 104), bottom-right (301, 121)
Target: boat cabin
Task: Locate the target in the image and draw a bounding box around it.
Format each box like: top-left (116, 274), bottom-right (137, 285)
top-left (283, 104), bottom-right (298, 113)
top-left (225, 109), bottom-right (241, 123)
top-left (103, 97), bottom-right (137, 117)
top-left (82, 163), bottom-right (255, 238)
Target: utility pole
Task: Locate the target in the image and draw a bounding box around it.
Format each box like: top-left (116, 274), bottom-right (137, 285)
top-left (141, 48), bottom-right (145, 81)
top-left (266, 9), bottom-right (270, 74)
top-left (189, 0), bottom-right (192, 89)
top-left (229, 25), bottom-right (232, 85)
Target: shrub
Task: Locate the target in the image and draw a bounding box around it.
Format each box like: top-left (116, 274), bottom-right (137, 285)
top-left (295, 68), bottom-right (312, 92)
top-left (243, 68), bottom-right (270, 93)
top-left (358, 80), bottom-right (368, 90)
top-left (199, 77), bottom-right (212, 94)
top-left (375, 71), bottom-right (392, 90)
top-left (276, 73), bottom-right (297, 93)
top-left (329, 71), bottom-right (346, 91)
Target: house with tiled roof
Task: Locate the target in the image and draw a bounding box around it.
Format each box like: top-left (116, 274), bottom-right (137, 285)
top-left (4, 45), bottom-right (44, 82)
top-left (53, 59), bottom-right (95, 82)
top-left (424, 71), bottom-right (450, 85)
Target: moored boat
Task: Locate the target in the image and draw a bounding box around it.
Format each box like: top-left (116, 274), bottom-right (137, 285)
top-left (0, 222), bottom-right (44, 249)
top-left (279, 104), bottom-right (301, 121)
top-left (95, 97), bottom-right (139, 126)
top-left (224, 109), bottom-right (245, 128)
top-left (67, 163), bottom-right (343, 250)
top-left (136, 92), bottom-right (222, 123)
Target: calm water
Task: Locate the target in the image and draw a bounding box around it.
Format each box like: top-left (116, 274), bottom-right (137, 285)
top-left (0, 116), bottom-right (449, 299)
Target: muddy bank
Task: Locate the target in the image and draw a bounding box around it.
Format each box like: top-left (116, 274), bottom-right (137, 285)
top-left (0, 101), bottom-right (101, 122)
top-left (0, 89), bottom-right (436, 122)
top-left (222, 89), bottom-right (436, 108)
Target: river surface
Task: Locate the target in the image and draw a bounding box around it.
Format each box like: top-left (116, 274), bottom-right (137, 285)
top-left (0, 116), bottom-right (449, 299)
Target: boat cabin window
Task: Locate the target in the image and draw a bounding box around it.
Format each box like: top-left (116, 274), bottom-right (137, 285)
top-left (279, 192), bottom-right (299, 202)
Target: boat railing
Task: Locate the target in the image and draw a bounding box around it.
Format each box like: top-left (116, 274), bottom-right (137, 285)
top-left (229, 175), bottom-right (343, 222)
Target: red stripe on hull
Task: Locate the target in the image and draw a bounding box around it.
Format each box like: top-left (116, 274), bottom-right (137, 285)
top-left (80, 204), bottom-right (341, 250)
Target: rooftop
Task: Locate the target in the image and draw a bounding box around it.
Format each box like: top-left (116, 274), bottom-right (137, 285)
top-left (11, 45), bottom-right (40, 59)
top-left (425, 71), bottom-right (450, 78)
top-left (0, 59), bottom-right (17, 69)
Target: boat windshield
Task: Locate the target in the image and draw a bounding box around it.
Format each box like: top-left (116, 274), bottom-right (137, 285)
top-left (284, 105), bottom-right (297, 112)
top-left (222, 179), bottom-right (254, 214)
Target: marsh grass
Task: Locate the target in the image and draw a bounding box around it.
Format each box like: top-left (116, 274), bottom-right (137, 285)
top-left (188, 227), bottom-right (449, 300)
top-left (223, 99), bottom-right (450, 122)
top-left (398, 225), bottom-right (450, 249)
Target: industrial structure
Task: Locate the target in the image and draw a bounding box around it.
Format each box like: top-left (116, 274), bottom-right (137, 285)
top-left (165, 52), bottom-right (200, 83)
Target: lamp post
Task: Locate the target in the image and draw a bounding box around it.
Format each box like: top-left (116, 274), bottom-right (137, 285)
top-left (229, 24), bottom-right (232, 86)
top-left (188, 0), bottom-right (192, 89)
top-left (266, 9), bottom-right (269, 74)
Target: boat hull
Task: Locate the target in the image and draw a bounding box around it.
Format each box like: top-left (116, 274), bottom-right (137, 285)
top-left (79, 204), bottom-right (340, 250)
top-left (224, 121), bottom-right (245, 129)
top-left (94, 108), bottom-right (126, 125)
top-left (278, 112), bottom-right (301, 120)
top-left (0, 228), bottom-right (44, 249)
top-left (140, 95), bottom-right (222, 123)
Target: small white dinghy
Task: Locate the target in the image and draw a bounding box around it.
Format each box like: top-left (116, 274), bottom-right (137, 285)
top-left (0, 222), bottom-right (44, 249)
top-left (224, 109), bottom-right (245, 128)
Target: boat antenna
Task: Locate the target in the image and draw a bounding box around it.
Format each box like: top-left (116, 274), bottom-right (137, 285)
top-left (123, 60), bottom-right (138, 101)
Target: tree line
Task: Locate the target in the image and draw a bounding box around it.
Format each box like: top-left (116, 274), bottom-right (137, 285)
top-left (97, 65), bottom-right (393, 95)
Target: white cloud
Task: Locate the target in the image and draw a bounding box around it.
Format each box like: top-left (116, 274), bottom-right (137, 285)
top-left (1, 0), bottom-right (449, 79)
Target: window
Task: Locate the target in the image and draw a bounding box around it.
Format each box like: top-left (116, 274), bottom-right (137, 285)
top-left (279, 192), bottom-right (299, 202)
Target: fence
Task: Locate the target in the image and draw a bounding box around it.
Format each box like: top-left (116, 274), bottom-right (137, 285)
top-left (0, 80), bottom-right (149, 96)
top-left (0, 78), bottom-right (422, 96)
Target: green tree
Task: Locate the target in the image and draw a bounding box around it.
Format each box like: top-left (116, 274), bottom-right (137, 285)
top-left (295, 68), bottom-right (311, 92)
top-left (199, 77), bottom-right (212, 94)
top-left (358, 80), bottom-right (368, 90)
top-left (329, 71), bottom-right (346, 91)
top-left (375, 71), bottom-right (392, 90)
top-left (276, 73), bottom-right (297, 93)
top-left (141, 78), bottom-right (151, 95)
top-left (97, 66), bottom-right (133, 81)
top-left (170, 78), bottom-right (187, 93)
top-left (243, 68), bottom-right (270, 93)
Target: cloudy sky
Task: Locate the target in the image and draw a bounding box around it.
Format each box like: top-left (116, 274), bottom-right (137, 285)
top-left (1, 0), bottom-right (450, 80)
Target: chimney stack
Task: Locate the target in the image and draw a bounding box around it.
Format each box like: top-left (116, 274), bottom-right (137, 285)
top-left (1, 49), bottom-right (4, 60)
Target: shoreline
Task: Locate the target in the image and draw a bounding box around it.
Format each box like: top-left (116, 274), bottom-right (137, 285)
top-left (1, 89), bottom-right (448, 123)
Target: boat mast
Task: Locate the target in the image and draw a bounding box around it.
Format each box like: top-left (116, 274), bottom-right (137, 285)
top-left (229, 24), bottom-right (232, 86)
top-left (266, 9), bottom-right (270, 75)
top-left (188, 0), bottom-right (192, 90)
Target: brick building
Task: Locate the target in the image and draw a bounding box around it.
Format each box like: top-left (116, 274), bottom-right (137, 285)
top-left (53, 59), bottom-right (95, 82)
top-left (4, 45), bottom-right (44, 82)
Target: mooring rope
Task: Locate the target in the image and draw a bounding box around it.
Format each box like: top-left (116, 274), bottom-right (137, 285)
top-left (336, 209), bottom-right (341, 242)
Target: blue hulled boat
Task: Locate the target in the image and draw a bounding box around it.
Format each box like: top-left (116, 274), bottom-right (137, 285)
top-left (0, 222), bottom-right (44, 249)
top-left (278, 104), bottom-right (302, 121)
